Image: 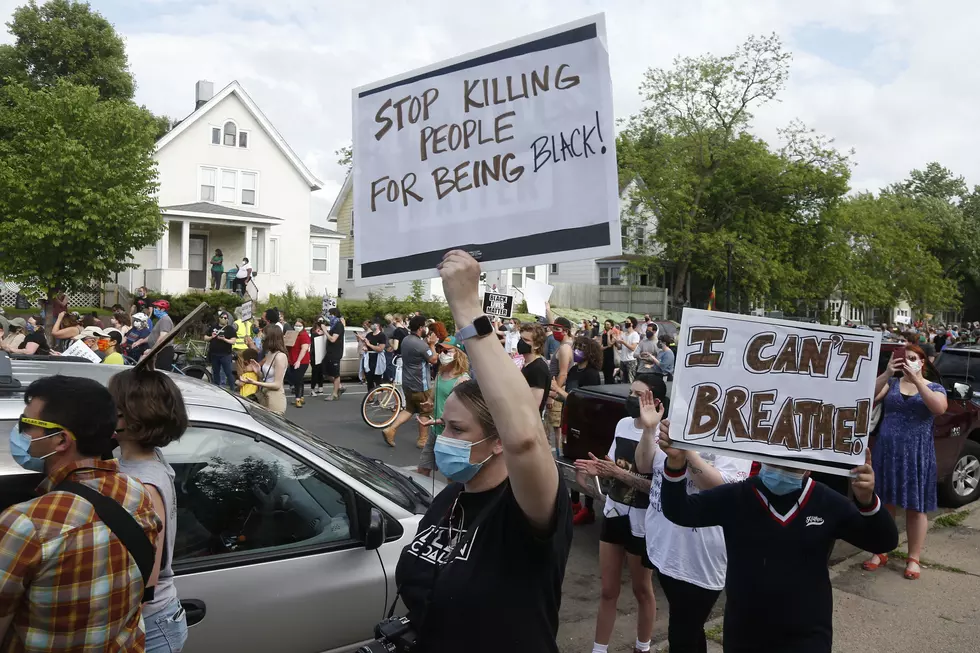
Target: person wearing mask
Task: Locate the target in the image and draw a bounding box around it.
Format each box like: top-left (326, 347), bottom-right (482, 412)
top-left (239, 325), bottom-right (289, 415)
top-left (73, 325), bottom-right (109, 358)
top-left (287, 318), bottom-right (312, 408)
top-left (615, 317), bottom-right (641, 383)
top-left (141, 300), bottom-right (175, 370)
top-left (862, 345), bottom-right (947, 580)
top-left (264, 308), bottom-right (281, 331)
top-left (232, 306), bottom-right (255, 354)
top-left (503, 317), bottom-right (522, 354)
top-left (323, 308), bottom-right (347, 401)
top-left (110, 369), bottom-right (189, 653)
top-left (655, 335), bottom-right (675, 378)
top-left (234, 257), bottom-right (252, 295)
top-left (381, 316), bottom-right (439, 448)
top-left (561, 336), bottom-right (604, 527)
top-left (310, 317), bottom-right (328, 396)
top-left (101, 329), bottom-right (126, 365)
top-left (126, 314), bottom-right (152, 360)
top-left (574, 375), bottom-right (664, 653)
top-left (17, 319), bottom-right (51, 356)
top-left (546, 316), bottom-right (574, 454)
top-left (393, 250), bottom-right (572, 653)
top-left (0, 376), bottom-right (162, 651)
top-left (636, 325), bottom-right (660, 374)
top-left (416, 336), bottom-right (471, 478)
top-left (600, 320), bottom-right (617, 384)
top-left (110, 311), bottom-right (132, 337)
top-left (210, 248), bottom-right (224, 290)
top-left (655, 407), bottom-right (898, 653)
top-left (0, 318), bottom-right (27, 353)
top-left (205, 311), bottom-right (238, 391)
top-left (362, 319), bottom-right (389, 394)
top-left (519, 323), bottom-right (552, 414)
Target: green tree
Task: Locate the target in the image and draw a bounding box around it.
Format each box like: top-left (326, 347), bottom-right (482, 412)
top-left (2, 0), bottom-right (134, 100)
top-left (0, 80), bottom-right (163, 297)
top-left (336, 143), bottom-right (352, 173)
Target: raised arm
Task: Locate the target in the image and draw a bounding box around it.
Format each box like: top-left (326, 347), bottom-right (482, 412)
top-left (875, 353), bottom-right (902, 399)
top-left (834, 449), bottom-right (899, 553)
top-left (658, 433), bottom-right (736, 528)
top-left (440, 250), bottom-right (559, 531)
top-left (633, 389), bottom-right (664, 473)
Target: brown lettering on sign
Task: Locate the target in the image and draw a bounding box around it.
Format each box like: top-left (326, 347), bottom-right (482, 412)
top-left (798, 336), bottom-right (832, 378)
top-left (854, 398), bottom-right (871, 440)
top-left (686, 327), bottom-right (727, 367)
top-left (837, 339), bottom-right (873, 381)
top-left (834, 407), bottom-right (856, 454)
top-left (772, 335), bottom-right (800, 374)
top-left (749, 390), bottom-right (777, 442)
top-left (718, 387), bottom-right (750, 441)
top-left (769, 396), bottom-right (801, 451)
top-left (814, 404), bottom-right (836, 450)
top-left (744, 332), bottom-right (776, 373)
top-left (794, 399), bottom-right (822, 450)
top-left (687, 383), bottom-right (721, 438)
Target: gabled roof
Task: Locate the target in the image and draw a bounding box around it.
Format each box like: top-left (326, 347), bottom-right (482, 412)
top-left (310, 224), bottom-right (344, 239)
top-left (161, 202), bottom-right (282, 221)
top-left (327, 171), bottom-right (353, 220)
top-left (155, 81), bottom-right (324, 190)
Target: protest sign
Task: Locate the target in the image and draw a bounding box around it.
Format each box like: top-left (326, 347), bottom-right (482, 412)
top-left (135, 303), bottom-right (210, 372)
top-left (322, 293), bottom-right (337, 315)
top-left (239, 300), bottom-right (253, 321)
top-left (352, 14), bottom-right (620, 286)
top-left (482, 292), bottom-right (514, 318)
top-left (668, 309), bottom-right (882, 476)
top-left (62, 339), bottom-right (102, 363)
top-left (313, 335), bottom-right (327, 365)
top-left (524, 277), bottom-right (554, 317)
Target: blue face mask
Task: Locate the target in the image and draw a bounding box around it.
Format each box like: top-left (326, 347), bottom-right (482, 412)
top-left (434, 436), bottom-right (494, 483)
top-left (153, 308), bottom-right (166, 319)
top-left (758, 464), bottom-right (805, 496)
top-left (9, 424), bottom-right (62, 473)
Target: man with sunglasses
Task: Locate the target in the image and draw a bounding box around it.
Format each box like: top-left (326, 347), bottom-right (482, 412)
top-left (0, 376), bottom-right (163, 652)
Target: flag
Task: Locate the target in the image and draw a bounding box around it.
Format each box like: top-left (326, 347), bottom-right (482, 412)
top-left (707, 284), bottom-right (716, 311)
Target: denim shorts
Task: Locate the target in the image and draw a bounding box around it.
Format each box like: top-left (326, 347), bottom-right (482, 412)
top-left (144, 596), bottom-right (188, 653)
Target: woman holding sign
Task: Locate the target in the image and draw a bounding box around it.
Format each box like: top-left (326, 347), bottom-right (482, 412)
top-left (863, 344), bottom-right (947, 580)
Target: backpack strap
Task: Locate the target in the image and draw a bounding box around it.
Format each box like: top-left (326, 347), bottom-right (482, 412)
top-left (56, 479), bottom-right (156, 603)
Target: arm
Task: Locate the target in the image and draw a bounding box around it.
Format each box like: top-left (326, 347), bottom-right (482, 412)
top-left (834, 449), bottom-right (899, 553)
top-left (911, 374), bottom-right (947, 416)
top-left (684, 451), bottom-right (727, 491)
top-left (0, 511), bottom-right (41, 641)
top-left (623, 333), bottom-right (639, 352)
top-left (294, 343), bottom-right (310, 368)
top-left (634, 390), bottom-right (665, 473)
top-left (553, 346), bottom-right (572, 390)
top-left (441, 251), bottom-right (559, 532)
top-left (144, 485), bottom-right (166, 589)
top-left (875, 353), bottom-right (902, 398)
top-left (660, 463), bottom-right (739, 528)
top-left (529, 386), bottom-right (545, 409)
top-left (545, 302), bottom-right (556, 325)
top-left (247, 354), bottom-right (287, 390)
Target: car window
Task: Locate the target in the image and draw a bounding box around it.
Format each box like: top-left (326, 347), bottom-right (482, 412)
top-left (164, 425), bottom-right (355, 563)
top-left (936, 351), bottom-right (979, 391)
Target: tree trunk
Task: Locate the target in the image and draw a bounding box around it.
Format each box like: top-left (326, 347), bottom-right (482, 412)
top-left (672, 259), bottom-right (690, 307)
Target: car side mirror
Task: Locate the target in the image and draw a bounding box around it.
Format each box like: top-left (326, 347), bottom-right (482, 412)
top-left (364, 507), bottom-right (386, 551)
top-left (953, 382), bottom-right (974, 401)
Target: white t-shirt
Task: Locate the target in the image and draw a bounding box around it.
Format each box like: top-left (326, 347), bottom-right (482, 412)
top-left (504, 330), bottom-right (521, 354)
top-left (602, 418), bottom-right (651, 537)
top-left (236, 263), bottom-right (252, 279)
top-left (644, 446), bottom-right (751, 590)
top-left (619, 330), bottom-right (641, 362)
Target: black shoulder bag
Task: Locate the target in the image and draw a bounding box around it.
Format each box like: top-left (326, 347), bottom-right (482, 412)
top-left (56, 480), bottom-right (156, 603)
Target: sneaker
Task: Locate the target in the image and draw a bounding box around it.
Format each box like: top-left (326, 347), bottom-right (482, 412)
top-left (338, 386), bottom-right (347, 397)
top-left (572, 508), bottom-right (595, 526)
top-left (570, 501), bottom-right (582, 514)
top-left (311, 388), bottom-right (320, 396)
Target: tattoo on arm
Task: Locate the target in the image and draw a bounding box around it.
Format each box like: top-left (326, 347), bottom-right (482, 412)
top-left (620, 470), bottom-right (652, 493)
top-left (688, 464), bottom-right (704, 475)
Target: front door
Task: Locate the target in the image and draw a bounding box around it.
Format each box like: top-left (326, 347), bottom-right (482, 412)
top-left (188, 235), bottom-right (207, 289)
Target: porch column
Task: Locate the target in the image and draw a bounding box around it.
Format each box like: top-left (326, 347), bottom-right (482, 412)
top-left (158, 221), bottom-right (170, 268)
top-left (244, 225), bottom-right (253, 263)
top-left (180, 219), bottom-right (190, 270)
top-left (261, 227), bottom-right (271, 274)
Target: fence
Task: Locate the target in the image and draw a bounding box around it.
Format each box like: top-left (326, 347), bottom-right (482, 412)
top-left (1, 281), bottom-right (102, 311)
top-left (550, 282), bottom-right (670, 317)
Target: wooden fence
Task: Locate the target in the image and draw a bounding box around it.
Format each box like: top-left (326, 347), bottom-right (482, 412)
top-left (550, 282), bottom-right (670, 318)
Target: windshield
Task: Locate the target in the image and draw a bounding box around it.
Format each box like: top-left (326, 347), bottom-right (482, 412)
top-left (245, 405), bottom-right (421, 512)
top-left (936, 350), bottom-right (979, 392)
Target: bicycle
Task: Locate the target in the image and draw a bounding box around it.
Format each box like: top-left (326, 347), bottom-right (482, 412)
top-left (360, 355), bottom-right (404, 429)
top-left (121, 347), bottom-right (212, 382)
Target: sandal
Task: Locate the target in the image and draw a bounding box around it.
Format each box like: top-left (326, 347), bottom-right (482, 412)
top-left (904, 557), bottom-right (921, 580)
top-left (862, 553), bottom-right (888, 571)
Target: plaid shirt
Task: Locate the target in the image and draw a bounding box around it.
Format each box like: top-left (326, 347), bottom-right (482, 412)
top-left (0, 459), bottom-right (163, 653)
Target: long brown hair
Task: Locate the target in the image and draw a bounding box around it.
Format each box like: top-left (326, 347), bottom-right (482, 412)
top-left (262, 324), bottom-right (286, 354)
top-left (451, 380), bottom-right (499, 441)
top-left (440, 346), bottom-right (470, 378)
top-left (574, 335), bottom-right (602, 370)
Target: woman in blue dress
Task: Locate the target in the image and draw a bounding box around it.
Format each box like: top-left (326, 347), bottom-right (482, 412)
top-left (863, 344), bottom-right (947, 579)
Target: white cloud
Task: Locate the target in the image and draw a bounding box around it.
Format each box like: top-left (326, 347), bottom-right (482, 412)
top-left (3, 0), bottom-right (979, 202)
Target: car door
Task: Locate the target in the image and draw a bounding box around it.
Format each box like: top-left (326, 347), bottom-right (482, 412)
top-left (167, 424), bottom-right (386, 653)
top-left (341, 330), bottom-right (361, 378)
top-left (931, 369), bottom-right (972, 483)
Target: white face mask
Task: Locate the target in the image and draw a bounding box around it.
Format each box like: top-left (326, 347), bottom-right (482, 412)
top-left (907, 360), bottom-right (923, 374)
top-left (439, 352), bottom-right (456, 366)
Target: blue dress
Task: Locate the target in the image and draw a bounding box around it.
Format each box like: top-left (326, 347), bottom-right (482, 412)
top-left (872, 378), bottom-right (944, 512)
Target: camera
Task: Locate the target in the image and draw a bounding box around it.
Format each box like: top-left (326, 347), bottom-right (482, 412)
top-left (356, 616), bottom-right (418, 653)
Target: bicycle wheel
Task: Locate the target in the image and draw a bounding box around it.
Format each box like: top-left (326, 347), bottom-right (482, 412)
top-left (361, 385), bottom-right (403, 429)
top-left (180, 364), bottom-right (212, 383)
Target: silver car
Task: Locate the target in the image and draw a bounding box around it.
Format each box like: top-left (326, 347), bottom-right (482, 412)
top-left (0, 356), bottom-right (442, 652)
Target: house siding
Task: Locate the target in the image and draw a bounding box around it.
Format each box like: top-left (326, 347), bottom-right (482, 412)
top-left (549, 259), bottom-right (596, 285)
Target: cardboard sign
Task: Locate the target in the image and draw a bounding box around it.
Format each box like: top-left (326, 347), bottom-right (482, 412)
top-left (352, 14), bottom-right (620, 286)
top-left (313, 335), bottom-right (327, 365)
top-left (482, 292), bottom-right (514, 318)
top-left (322, 294), bottom-right (337, 315)
top-left (239, 300), bottom-right (253, 321)
top-left (668, 309), bottom-right (882, 476)
top-left (61, 339), bottom-right (102, 363)
top-left (135, 303), bottom-right (210, 372)
top-left (524, 277), bottom-right (554, 317)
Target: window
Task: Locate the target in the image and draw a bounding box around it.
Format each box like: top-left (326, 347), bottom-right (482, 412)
top-left (239, 131), bottom-right (249, 148)
top-left (211, 127), bottom-right (220, 145)
top-left (241, 172), bottom-right (257, 206)
top-left (511, 269), bottom-right (523, 288)
top-left (165, 425), bottom-right (355, 563)
top-left (525, 266), bottom-right (536, 281)
top-left (621, 223), bottom-right (629, 250)
top-left (269, 237), bottom-right (279, 274)
top-left (200, 167), bottom-right (216, 202)
top-left (636, 227), bottom-right (645, 251)
top-left (598, 264), bottom-right (622, 286)
top-left (223, 121), bottom-right (237, 146)
top-left (312, 245), bottom-right (329, 272)
top-left (346, 259), bottom-right (354, 280)
top-left (550, 263), bottom-right (559, 275)
top-left (219, 169), bottom-right (237, 203)
top-left (349, 209), bottom-right (354, 236)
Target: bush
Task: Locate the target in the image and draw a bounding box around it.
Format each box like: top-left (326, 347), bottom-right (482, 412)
top-left (340, 297), bottom-right (455, 331)
top-left (147, 291), bottom-right (248, 336)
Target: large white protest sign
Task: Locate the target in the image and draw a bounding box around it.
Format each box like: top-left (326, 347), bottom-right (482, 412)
top-left (668, 310), bottom-right (882, 476)
top-left (352, 14), bottom-right (620, 286)
top-left (62, 340), bottom-right (102, 363)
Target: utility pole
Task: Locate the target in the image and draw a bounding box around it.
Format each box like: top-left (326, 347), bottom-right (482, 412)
top-left (726, 242), bottom-right (734, 313)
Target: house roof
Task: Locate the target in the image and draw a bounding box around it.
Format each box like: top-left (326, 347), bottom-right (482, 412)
top-left (161, 202), bottom-right (282, 221)
top-left (310, 224), bottom-right (344, 239)
top-left (155, 81), bottom-right (324, 190)
top-left (327, 171), bottom-right (353, 220)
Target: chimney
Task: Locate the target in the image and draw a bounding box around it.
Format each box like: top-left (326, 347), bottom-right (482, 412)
top-left (195, 80), bottom-right (214, 110)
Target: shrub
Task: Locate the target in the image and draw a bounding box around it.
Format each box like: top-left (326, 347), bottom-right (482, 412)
top-left (147, 291), bottom-right (248, 336)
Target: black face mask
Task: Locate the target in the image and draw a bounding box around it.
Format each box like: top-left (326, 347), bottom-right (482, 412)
top-left (646, 331), bottom-right (655, 339)
top-left (625, 395), bottom-right (642, 418)
top-left (517, 340), bottom-right (532, 355)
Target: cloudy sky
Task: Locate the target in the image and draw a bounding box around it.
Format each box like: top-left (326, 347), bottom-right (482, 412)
top-left (2, 0), bottom-right (978, 213)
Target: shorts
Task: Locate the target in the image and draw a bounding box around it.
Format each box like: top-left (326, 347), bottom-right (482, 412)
top-left (546, 397), bottom-right (564, 427)
top-left (323, 360), bottom-right (341, 378)
top-left (404, 389), bottom-right (434, 416)
top-left (599, 515), bottom-right (646, 557)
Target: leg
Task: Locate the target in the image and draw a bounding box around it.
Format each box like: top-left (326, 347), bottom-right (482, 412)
top-left (626, 552), bottom-right (656, 649)
top-left (594, 541), bottom-right (626, 646)
top-left (865, 504), bottom-right (898, 568)
top-left (657, 569), bottom-right (721, 653)
top-left (906, 509), bottom-right (928, 576)
top-left (296, 364), bottom-right (308, 399)
top-left (221, 355), bottom-right (235, 391)
top-left (211, 356), bottom-right (222, 386)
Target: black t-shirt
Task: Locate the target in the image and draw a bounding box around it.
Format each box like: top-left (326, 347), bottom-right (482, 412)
top-left (326, 322), bottom-right (345, 362)
top-left (391, 327), bottom-right (410, 353)
top-left (566, 365), bottom-right (601, 391)
top-left (601, 332), bottom-right (615, 364)
top-left (208, 324), bottom-right (237, 356)
top-left (395, 476), bottom-right (573, 653)
top-left (366, 330), bottom-right (388, 369)
top-left (521, 357), bottom-right (552, 413)
top-left (18, 329), bottom-right (50, 356)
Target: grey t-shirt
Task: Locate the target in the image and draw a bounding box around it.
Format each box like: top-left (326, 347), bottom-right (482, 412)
top-left (637, 338), bottom-right (659, 358)
top-left (118, 449), bottom-right (178, 617)
top-left (147, 313), bottom-right (174, 347)
top-left (401, 334), bottom-right (433, 393)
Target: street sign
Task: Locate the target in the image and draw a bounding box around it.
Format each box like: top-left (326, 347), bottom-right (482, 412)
top-left (482, 292), bottom-right (514, 318)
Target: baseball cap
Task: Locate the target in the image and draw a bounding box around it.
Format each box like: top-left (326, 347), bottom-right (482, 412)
top-left (8, 317), bottom-right (26, 329)
top-left (104, 328), bottom-right (124, 344)
top-left (550, 317), bottom-right (573, 331)
top-left (437, 335), bottom-right (465, 352)
top-left (74, 326), bottom-right (109, 340)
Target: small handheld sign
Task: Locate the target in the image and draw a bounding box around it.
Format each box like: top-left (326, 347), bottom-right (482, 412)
top-left (322, 292), bottom-right (337, 315)
top-left (239, 300), bottom-right (253, 321)
top-left (482, 292), bottom-right (514, 319)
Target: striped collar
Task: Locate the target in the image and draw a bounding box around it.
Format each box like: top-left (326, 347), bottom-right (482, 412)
top-left (753, 477), bottom-right (815, 526)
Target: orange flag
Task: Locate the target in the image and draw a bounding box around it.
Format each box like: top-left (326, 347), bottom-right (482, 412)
top-left (707, 284), bottom-right (716, 311)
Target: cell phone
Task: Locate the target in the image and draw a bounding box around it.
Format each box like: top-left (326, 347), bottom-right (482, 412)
top-left (894, 344), bottom-right (906, 361)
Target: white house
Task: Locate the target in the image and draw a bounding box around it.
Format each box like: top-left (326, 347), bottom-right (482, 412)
top-left (126, 80), bottom-right (343, 300)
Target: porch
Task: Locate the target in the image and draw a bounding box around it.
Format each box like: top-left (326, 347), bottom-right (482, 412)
top-left (142, 203), bottom-right (281, 296)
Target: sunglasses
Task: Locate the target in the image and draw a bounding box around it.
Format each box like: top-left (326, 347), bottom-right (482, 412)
top-left (18, 415), bottom-right (68, 435)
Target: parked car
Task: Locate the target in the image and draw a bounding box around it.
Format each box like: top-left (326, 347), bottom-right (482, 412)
top-left (0, 354), bottom-right (443, 653)
top-left (559, 341), bottom-right (980, 507)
